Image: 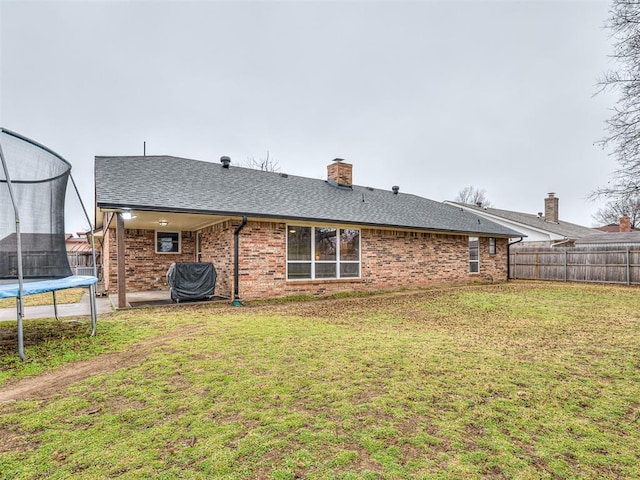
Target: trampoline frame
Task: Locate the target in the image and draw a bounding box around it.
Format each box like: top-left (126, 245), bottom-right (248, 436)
top-left (0, 128), bottom-right (99, 360)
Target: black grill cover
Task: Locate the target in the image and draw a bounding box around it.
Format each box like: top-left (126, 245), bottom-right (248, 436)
top-left (167, 262), bottom-right (216, 302)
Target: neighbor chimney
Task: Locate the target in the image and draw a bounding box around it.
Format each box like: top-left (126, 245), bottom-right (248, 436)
top-left (620, 215), bottom-right (631, 232)
top-left (544, 192), bottom-right (559, 223)
top-left (220, 156), bottom-right (231, 168)
top-left (327, 158), bottom-right (352, 187)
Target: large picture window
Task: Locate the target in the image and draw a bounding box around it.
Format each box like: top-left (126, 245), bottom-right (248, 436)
top-left (469, 236), bottom-right (479, 273)
top-left (287, 226), bottom-right (360, 280)
top-left (156, 231), bottom-right (181, 254)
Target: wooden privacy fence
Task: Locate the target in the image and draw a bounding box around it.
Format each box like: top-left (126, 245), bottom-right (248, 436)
top-left (509, 246), bottom-right (640, 285)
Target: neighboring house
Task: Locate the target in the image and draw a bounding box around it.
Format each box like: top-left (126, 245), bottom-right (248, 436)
top-left (94, 157), bottom-right (522, 305)
top-left (574, 231), bottom-right (640, 248)
top-left (65, 232), bottom-right (99, 271)
top-left (594, 215), bottom-right (638, 233)
top-left (445, 193), bottom-right (600, 248)
top-left (0, 233), bottom-right (70, 278)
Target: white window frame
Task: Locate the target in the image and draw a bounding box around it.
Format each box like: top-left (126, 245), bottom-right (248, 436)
top-left (286, 225), bottom-right (361, 280)
top-left (155, 231), bottom-right (181, 254)
top-left (469, 236), bottom-right (479, 273)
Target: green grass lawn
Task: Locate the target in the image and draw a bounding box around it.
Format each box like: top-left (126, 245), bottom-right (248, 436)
top-left (1, 281), bottom-right (639, 479)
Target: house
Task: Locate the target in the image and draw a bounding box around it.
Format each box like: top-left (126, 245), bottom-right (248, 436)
top-left (94, 156), bottom-right (522, 306)
top-left (65, 232), bottom-right (100, 273)
top-left (0, 232), bottom-right (71, 278)
top-left (594, 215), bottom-right (638, 233)
top-left (445, 193), bottom-right (599, 248)
top-left (574, 231), bottom-right (640, 248)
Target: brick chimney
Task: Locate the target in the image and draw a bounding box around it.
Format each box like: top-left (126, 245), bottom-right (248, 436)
top-left (327, 158), bottom-right (352, 187)
top-left (544, 192), bottom-right (559, 223)
top-left (619, 215), bottom-right (631, 232)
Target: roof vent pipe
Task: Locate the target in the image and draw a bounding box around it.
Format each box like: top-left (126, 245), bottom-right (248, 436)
top-left (220, 156), bottom-right (231, 168)
top-left (392, 185), bottom-right (399, 195)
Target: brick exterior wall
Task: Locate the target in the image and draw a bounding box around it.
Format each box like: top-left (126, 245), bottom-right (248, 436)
top-left (104, 227), bottom-right (196, 293)
top-left (199, 221), bottom-right (234, 299)
top-left (102, 218), bottom-right (508, 300)
top-left (237, 225), bottom-right (506, 300)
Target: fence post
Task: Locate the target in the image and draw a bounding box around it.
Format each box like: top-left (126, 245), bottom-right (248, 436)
top-left (627, 247), bottom-right (631, 285)
top-left (564, 249), bottom-right (567, 282)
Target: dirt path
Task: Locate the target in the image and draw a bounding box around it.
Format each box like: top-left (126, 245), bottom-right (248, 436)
top-left (0, 324), bottom-right (204, 403)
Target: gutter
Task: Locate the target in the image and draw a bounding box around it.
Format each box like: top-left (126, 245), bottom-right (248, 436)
top-left (232, 216), bottom-right (248, 306)
top-left (551, 237), bottom-right (573, 248)
top-left (507, 236), bottom-right (524, 280)
top-left (96, 204), bottom-right (516, 239)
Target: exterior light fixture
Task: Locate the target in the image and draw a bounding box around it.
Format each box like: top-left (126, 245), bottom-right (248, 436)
top-left (159, 221), bottom-right (168, 227)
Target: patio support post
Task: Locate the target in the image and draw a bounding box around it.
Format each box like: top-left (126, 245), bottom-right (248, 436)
top-left (117, 212), bottom-right (127, 308)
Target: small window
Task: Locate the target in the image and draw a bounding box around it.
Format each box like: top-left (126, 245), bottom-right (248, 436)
top-left (156, 231), bottom-right (181, 254)
top-left (489, 237), bottom-right (496, 255)
top-left (469, 236), bottom-right (479, 273)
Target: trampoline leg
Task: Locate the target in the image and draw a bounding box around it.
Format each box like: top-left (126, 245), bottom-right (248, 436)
top-left (52, 291), bottom-right (60, 322)
top-left (89, 284), bottom-right (97, 337)
top-left (17, 298), bottom-right (24, 361)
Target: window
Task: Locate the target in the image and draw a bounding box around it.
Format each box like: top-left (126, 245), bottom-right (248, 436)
top-left (469, 236), bottom-right (479, 273)
top-left (196, 231), bottom-right (202, 262)
top-left (489, 237), bottom-right (496, 255)
top-left (287, 226), bottom-right (360, 280)
top-left (156, 231), bottom-right (181, 254)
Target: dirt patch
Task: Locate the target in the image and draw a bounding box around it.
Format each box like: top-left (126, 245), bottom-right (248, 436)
top-left (0, 324), bottom-right (205, 403)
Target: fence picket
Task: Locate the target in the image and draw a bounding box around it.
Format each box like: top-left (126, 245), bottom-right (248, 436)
top-left (510, 246), bottom-right (640, 285)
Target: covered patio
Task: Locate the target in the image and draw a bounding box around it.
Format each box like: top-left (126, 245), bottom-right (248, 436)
top-left (97, 209), bottom-right (235, 308)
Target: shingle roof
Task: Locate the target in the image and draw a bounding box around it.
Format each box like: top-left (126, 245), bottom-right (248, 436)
top-left (95, 156), bottom-right (521, 237)
top-left (575, 232), bottom-right (640, 245)
top-left (446, 202), bottom-right (597, 239)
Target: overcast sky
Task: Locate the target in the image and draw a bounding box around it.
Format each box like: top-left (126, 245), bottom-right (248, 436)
top-left (1, 0), bottom-right (619, 234)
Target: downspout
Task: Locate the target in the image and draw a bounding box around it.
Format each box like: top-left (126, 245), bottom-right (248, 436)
top-left (507, 236), bottom-right (524, 280)
top-left (232, 216), bottom-right (248, 306)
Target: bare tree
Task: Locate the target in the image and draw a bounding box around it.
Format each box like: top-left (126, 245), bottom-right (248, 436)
top-left (593, 0), bottom-right (640, 201)
top-left (592, 195), bottom-right (640, 228)
top-left (242, 151), bottom-right (280, 172)
top-left (455, 186), bottom-right (492, 207)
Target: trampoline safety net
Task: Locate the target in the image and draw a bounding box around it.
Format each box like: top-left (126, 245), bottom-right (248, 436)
top-left (0, 129), bottom-right (72, 281)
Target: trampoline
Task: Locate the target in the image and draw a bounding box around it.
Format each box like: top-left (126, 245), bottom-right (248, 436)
top-left (0, 128), bottom-right (99, 360)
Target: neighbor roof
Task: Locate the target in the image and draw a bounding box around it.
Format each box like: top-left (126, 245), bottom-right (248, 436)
top-left (95, 156), bottom-right (521, 238)
top-left (446, 202), bottom-right (597, 239)
top-left (575, 232), bottom-right (640, 246)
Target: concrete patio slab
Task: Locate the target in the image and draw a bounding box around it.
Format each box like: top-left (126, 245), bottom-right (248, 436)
top-left (0, 291), bottom-right (113, 322)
